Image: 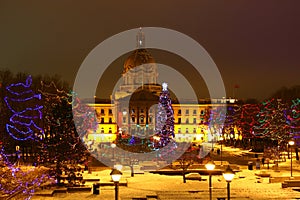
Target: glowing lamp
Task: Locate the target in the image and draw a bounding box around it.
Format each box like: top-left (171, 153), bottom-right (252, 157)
top-left (289, 140), bottom-right (295, 146)
top-left (205, 160), bottom-right (215, 171)
top-left (110, 168), bottom-right (122, 182)
top-left (223, 166), bottom-right (235, 182)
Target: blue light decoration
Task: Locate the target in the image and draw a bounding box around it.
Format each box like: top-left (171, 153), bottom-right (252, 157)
top-left (4, 75), bottom-right (44, 141)
top-left (0, 147), bottom-right (53, 199)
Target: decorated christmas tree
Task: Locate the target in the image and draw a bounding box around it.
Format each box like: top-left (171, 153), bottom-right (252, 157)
top-left (153, 82), bottom-right (175, 149)
top-left (36, 81), bottom-right (97, 167)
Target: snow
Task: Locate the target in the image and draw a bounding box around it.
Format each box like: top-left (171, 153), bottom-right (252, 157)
top-left (31, 149), bottom-right (300, 200)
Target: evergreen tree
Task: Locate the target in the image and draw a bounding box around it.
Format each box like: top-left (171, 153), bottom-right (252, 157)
top-left (153, 83), bottom-right (175, 148)
top-left (36, 81), bottom-right (97, 168)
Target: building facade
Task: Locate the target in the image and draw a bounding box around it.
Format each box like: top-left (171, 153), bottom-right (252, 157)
top-left (87, 29), bottom-right (238, 144)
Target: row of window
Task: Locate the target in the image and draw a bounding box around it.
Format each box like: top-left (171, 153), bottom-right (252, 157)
top-left (99, 117), bottom-right (204, 124)
top-left (99, 117), bottom-right (113, 124)
top-left (177, 128), bottom-right (197, 133)
top-left (97, 109), bottom-right (113, 115)
top-left (97, 108), bottom-right (206, 116)
top-left (177, 109), bottom-right (205, 115)
top-left (124, 116), bottom-right (153, 124)
top-left (97, 127), bottom-right (202, 134)
top-left (128, 109), bottom-right (206, 116)
top-left (100, 127), bottom-right (112, 133)
top-left (177, 118), bottom-right (204, 124)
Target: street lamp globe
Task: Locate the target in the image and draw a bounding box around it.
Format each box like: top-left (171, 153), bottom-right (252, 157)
top-left (223, 165), bottom-right (235, 200)
top-left (110, 168), bottom-right (122, 182)
top-left (223, 166), bottom-right (235, 182)
top-left (289, 140), bottom-right (295, 146)
top-left (205, 160), bottom-right (216, 171)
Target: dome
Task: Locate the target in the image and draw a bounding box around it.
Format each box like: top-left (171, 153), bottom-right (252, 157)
top-left (123, 48), bottom-right (155, 74)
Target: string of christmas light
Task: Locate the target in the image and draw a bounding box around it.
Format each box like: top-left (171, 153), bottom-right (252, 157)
top-left (153, 82), bottom-right (175, 149)
top-left (4, 75), bottom-right (44, 141)
top-left (72, 94), bottom-right (98, 138)
top-left (254, 98), bottom-right (291, 144)
top-left (208, 105), bottom-right (227, 139)
top-left (36, 81), bottom-right (95, 167)
top-left (0, 147), bottom-right (52, 199)
top-left (290, 98), bottom-right (300, 137)
top-left (224, 104), bottom-right (260, 138)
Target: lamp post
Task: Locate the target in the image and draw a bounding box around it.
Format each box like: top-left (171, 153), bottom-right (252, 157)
top-left (205, 160), bottom-right (215, 200)
top-left (288, 140), bottom-right (295, 178)
top-left (219, 137), bottom-right (224, 166)
top-left (111, 143), bottom-right (116, 165)
top-left (110, 168), bottom-right (122, 200)
top-left (223, 165), bottom-right (235, 200)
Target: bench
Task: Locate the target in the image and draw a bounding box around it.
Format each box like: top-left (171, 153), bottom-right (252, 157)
top-left (255, 170), bottom-right (271, 177)
top-left (185, 173), bottom-right (202, 181)
top-left (67, 186), bottom-right (92, 192)
top-left (282, 180), bottom-right (300, 188)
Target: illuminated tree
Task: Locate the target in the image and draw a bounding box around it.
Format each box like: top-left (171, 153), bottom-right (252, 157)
top-left (255, 98), bottom-right (291, 145)
top-left (153, 83), bottom-right (175, 148)
top-left (4, 75), bottom-right (44, 141)
top-left (207, 105), bottom-right (226, 142)
top-left (36, 81), bottom-right (97, 166)
top-left (236, 103), bottom-right (260, 139)
top-left (290, 98), bottom-right (300, 138)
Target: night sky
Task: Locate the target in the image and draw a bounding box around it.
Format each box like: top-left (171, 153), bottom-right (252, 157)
top-left (0, 1), bottom-right (299, 101)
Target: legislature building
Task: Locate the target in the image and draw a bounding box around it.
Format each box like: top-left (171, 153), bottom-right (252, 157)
top-left (86, 29), bottom-right (238, 145)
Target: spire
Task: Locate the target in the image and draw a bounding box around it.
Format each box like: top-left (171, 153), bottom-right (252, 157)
top-left (136, 27), bottom-right (145, 48)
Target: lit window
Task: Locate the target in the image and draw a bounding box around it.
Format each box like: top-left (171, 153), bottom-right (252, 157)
top-left (193, 118), bottom-right (197, 124)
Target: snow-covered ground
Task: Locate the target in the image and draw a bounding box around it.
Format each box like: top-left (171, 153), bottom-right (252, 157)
top-left (31, 145), bottom-right (300, 199)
